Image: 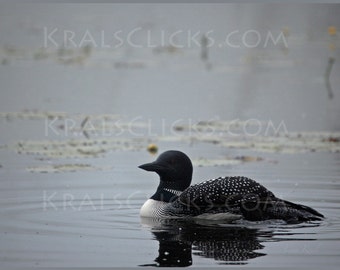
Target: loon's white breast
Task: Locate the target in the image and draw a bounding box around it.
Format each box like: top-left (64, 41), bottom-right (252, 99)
top-left (140, 199), bottom-right (169, 218)
top-left (140, 198), bottom-right (241, 221)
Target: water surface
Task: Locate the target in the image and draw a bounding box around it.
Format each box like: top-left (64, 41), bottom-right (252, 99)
top-left (0, 3), bottom-right (340, 269)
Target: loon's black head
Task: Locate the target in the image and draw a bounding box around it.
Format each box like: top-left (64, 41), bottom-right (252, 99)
top-left (139, 150), bottom-right (193, 192)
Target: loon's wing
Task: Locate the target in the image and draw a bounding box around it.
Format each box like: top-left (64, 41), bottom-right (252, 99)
top-left (166, 176), bottom-right (275, 217)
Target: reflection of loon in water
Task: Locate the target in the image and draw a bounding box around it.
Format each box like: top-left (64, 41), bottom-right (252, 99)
top-left (140, 218), bottom-right (268, 267)
top-left (140, 218), bottom-right (322, 267)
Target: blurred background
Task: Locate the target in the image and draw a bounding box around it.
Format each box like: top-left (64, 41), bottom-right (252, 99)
top-left (0, 4), bottom-right (339, 131)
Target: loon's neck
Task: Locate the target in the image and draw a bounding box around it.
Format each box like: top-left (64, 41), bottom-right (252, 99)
top-left (141, 182), bottom-right (183, 218)
top-left (150, 179), bottom-right (186, 202)
top-left (150, 186), bottom-right (182, 202)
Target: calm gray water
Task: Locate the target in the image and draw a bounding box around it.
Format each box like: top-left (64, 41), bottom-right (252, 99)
top-left (0, 4), bottom-right (340, 269)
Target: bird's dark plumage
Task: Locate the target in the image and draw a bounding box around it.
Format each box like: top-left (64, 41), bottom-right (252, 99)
top-left (139, 150), bottom-right (324, 223)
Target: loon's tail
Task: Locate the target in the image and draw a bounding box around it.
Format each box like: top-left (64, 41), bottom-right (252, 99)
top-left (266, 199), bottom-right (324, 223)
top-left (278, 200), bottom-right (324, 222)
top-left (241, 198), bottom-right (324, 223)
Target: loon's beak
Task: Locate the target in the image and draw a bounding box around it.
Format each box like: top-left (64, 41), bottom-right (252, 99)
top-left (138, 162), bottom-right (174, 173)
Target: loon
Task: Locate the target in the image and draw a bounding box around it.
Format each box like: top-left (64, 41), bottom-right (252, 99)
top-left (139, 150), bottom-right (324, 223)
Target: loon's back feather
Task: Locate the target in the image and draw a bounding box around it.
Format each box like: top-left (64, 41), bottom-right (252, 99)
top-left (179, 176), bottom-right (274, 203)
top-left (163, 177), bottom-right (324, 222)
top-left (163, 177), bottom-right (276, 217)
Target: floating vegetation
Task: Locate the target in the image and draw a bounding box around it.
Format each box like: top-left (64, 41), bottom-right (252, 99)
top-left (2, 111), bottom-right (339, 166)
top-left (193, 158), bottom-right (242, 167)
top-left (0, 110), bottom-right (149, 138)
top-left (0, 45), bottom-right (94, 67)
top-left (173, 119), bottom-right (270, 134)
top-left (0, 44), bottom-right (147, 69)
top-left (0, 110), bottom-right (69, 121)
top-left (219, 133), bottom-right (340, 154)
top-left (192, 155), bottom-right (265, 167)
top-left (172, 119), bottom-right (340, 153)
top-left (0, 109), bottom-right (125, 121)
top-left (153, 45), bottom-right (179, 54)
top-left (235, 156), bottom-right (264, 162)
top-left (14, 137), bottom-right (149, 158)
top-left (323, 136), bottom-right (340, 143)
top-left (168, 132), bottom-right (340, 154)
top-left (27, 163), bottom-right (112, 173)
